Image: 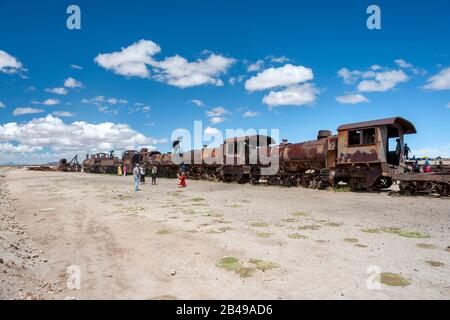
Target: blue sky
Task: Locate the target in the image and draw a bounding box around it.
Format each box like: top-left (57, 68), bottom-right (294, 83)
top-left (0, 0), bottom-right (449, 164)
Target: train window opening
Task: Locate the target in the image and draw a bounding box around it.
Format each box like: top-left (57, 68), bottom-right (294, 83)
top-left (362, 128), bottom-right (376, 144)
top-left (387, 126), bottom-right (401, 166)
top-left (348, 130), bottom-right (361, 146)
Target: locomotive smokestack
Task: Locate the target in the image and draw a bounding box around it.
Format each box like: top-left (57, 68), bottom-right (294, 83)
top-left (317, 130), bottom-right (332, 140)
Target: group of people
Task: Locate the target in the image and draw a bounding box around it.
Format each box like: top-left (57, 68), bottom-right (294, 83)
top-left (130, 164), bottom-right (158, 191)
top-left (119, 164), bottom-right (187, 191)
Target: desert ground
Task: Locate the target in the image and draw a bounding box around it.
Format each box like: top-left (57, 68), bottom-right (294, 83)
top-left (0, 167), bottom-right (449, 300)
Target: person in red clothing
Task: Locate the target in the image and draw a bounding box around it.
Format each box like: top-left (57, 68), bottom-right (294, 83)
top-left (178, 172), bottom-right (187, 188)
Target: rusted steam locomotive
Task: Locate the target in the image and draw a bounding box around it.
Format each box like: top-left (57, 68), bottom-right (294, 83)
top-left (77, 117), bottom-right (449, 196)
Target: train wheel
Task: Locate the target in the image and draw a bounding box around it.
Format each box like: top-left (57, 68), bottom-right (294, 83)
top-left (439, 183), bottom-right (449, 197)
top-left (282, 177), bottom-right (293, 188)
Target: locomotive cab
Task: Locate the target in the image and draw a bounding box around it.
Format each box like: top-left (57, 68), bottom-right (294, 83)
top-left (336, 117), bottom-right (416, 189)
top-left (221, 135), bottom-right (275, 183)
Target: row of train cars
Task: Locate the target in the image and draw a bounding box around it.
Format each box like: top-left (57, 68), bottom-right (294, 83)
top-left (60, 117), bottom-right (450, 197)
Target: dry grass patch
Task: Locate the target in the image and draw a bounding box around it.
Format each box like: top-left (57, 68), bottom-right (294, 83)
top-left (282, 218), bottom-right (298, 223)
top-left (288, 233), bottom-right (308, 239)
top-left (380, 273), bottom-right (411, 287)
top-left (248, 220), bottom-right (269, 227)
top-left (426, 260), bottom-right (444, 267)
top-left (249, 259), bottom-right (280, 271)
top-left (343, 238), bottom-right (359, 243)
top-left (256, 232), bottom-right (274, 238)
top-left (417, 243), bottom-right (437, 249)
top-left (383, 227), bottom-right (430, 239)
top-left (361, 228), bottom-right (381, 234)
top-left (296, 225), bottom-right (321, 231)
top-left (292, 211), bottom-right (309, 217)
top-left (156, 228), bottom-right (172, 235)
top-left (216, 257), bottom-right (254, 278)
top-left (325, 222), bottom-right (343, 227)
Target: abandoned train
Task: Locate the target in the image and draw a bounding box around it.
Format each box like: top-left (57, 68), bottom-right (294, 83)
top-left (79, 117), bottom-right (449, 196)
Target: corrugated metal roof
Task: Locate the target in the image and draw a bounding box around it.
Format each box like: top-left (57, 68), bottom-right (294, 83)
top-left (223, 135), bottom-right (276, 145)
top-left (337, 117), bottom-right (417, 134)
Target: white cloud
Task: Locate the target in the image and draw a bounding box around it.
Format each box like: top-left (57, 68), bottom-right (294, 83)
top-left (243, 111), bottom-right (259, 118)
top-left (423, 67), bottom-right (450, 91)
top-left (357, 70), bottom-right (409, 92)
top-left (32, 98), bottom-right (60, 106)
top-left (245, 64), bottom-right (314, 91)
top-left (268, 56), bottom-right (290, 63)
top-left (0, 101), bottom-right (5, 109)
top-left (152, 54), bottom-right (235, 88)
top-left (0, 115), bottom-right (164, 154)
top-left (0, 143), bottom-right (42, 153)
top-left (247, 60), bottom-right (264, 72)
top-left (82, 96), bottom-right (128, 105)
top-left (262, 83), bottom-right (318, 107)
top-left (45, 87), bottom-right (68, 95)
top-left (339, 64), bottom-right (411, 93)
top-left (204, 127), bottom-right (221, 136)
top-left (0, 49), bottom-right (24, 74)
top-left (189, 99), bottom-right (205, 107)
top-left (64, 77), bottom-right (83, 88)
top-left (336, 94), bottom-right (370, 104)
top-left (12, 107), bottom-right (44, 116)
top-left (395, 59), bottom-right (413, 69)
top-left (94, 39), bottom-right (161, 78)
top-left (370, 65), bottom-right (382, 71)
top-left (209, 117), bottom-right (226, 124)
top-left (229, 75), bottom-right (245, 85)
top-left (337, 68), bottom-right (362, 84)
top-left (70, 64), bottom-right (83, 70)
top-left (94, 39), bottom-right (234, 88)
top-left (52, 111), bottom-right (74, 117)
top-left (206, 106), bottom-right (230, 117)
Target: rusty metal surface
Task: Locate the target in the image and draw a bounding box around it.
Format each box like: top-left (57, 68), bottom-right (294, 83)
top-left (223, 135), bottom-right (275, 145)
top-left (337, 117), bottom-right (417, 134)
top-left (281, 139), bottom-right (328, 171)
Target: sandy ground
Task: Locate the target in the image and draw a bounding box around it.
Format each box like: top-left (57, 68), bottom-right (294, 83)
top-left (1, 168), bottom-right (449, 300)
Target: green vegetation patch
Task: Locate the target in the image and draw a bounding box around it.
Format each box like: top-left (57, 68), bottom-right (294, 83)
top-left (383, 227), bottom-right (430, 239)
top-left (282, 218), bottom-right (298, 223)
top-left (216, 257), bottom-right (254, 278)
top-left (417, 243), bottom-right (437, 249)
top-left (156, 228), bottom-right (172, 235)
top-left (343, 238), bottom-right (359, 243)
top-left (330, 186), bottom-right (351, 192)
top-left (256, 232), bottom-right (274, 238)
top-left (325, 222), bottom-right (343, 227)
top-left (288, 233), bottom-right (308, 239)
top-left (228, 204), bottom-right (242, 208)
top-left (361, 228), bottom-right (381, 234)
top-left (380, 273), bottom-right (411, 287)
top-left (191, 197), bottom-right (206, 202)
top-left (249, 258), bottom-right (280, 271)
top-left (248, 220), bottom-right (269, 227)
top-left (426, 260), bottom-right (444, 267)
top-left (292, 211), bottom-right (309, 217)
top-left (167, 191), bottom-right (182, 196)
top-left (296, 224), bottom-right (321, 231)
